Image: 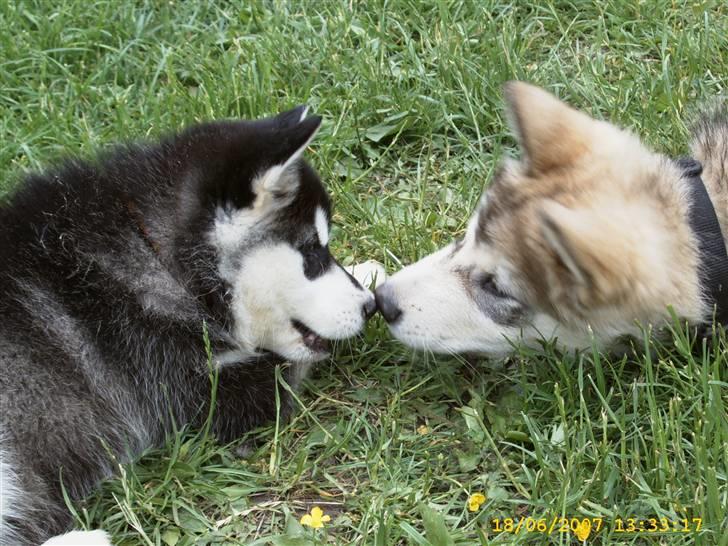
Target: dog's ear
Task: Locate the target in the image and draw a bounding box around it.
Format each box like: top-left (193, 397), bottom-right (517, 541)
top-left (273, 104), bottom-right (312, 130)
top-left (504, 82), bottom-right (594, 175)
top-left (254, 106), bottom-right (322, 197)
top-left (537, 199), bottom-right (640, 311)
top-left (273, 105), bottom-right (322, 169)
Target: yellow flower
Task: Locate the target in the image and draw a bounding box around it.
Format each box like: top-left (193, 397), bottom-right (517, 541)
top-left (300, 506), bottom-right (331, 529)
top-left (417, 424), bottom-right (430, 435)
top-left (467, 492), bottom-right (486, 512)
top-left (573, 520), bottom-right (591, 541)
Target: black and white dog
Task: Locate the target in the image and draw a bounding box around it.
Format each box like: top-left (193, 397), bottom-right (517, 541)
top-left (0, 106), bottom-right (379, 545)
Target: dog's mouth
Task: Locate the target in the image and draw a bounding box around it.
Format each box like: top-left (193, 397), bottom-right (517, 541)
top-left (291, 319), bottom-right (331, 353)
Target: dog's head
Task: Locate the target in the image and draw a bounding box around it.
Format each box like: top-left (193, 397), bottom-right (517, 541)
top-left (377, 82), bottom-right (704, 355)
top-left (175, 107), bottom-right (375, 365)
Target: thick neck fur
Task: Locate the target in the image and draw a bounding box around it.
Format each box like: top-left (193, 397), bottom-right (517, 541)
top-left (690, 105), bottom-right (728, 244)
top-left (0, 143), bottom-right (282, 449)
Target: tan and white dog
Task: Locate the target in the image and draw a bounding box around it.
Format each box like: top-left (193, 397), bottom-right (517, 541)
top-left (376, 82), bottom-right (728, 356)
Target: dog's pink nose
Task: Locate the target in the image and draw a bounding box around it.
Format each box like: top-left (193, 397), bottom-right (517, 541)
top-left (375, 284), bottom-right (402, 323)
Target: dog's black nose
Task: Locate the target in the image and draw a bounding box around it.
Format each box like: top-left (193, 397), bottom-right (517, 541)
top-left (362, 297), bottom-right (377, 320)
top-left (375, 284), bottom-right (402, 323)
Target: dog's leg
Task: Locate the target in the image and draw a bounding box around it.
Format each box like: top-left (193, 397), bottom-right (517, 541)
top-left (41, 530), bottom-right (113, 546)
top-left (1, 449), bottom-right (111, 546)
top-left (345, 260), bottom-right (387, 289)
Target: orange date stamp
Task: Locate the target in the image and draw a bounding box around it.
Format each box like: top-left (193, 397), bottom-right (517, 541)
top-left (491, 516), bottom-right (703, 537)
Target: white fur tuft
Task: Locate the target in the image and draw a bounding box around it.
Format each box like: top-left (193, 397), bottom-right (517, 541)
top-left (314, 207), bottom-right (329, 246)
top-left (41, 530), bottom-right (113, 546)
top-left (253, 118), bottom-right (321, 197)
top-left (1, 444), bottom-right (22, 546)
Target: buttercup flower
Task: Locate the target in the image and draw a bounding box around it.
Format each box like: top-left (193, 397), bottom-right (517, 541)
top-left (467, 492), bottom-right (486, 512)
top-left (300, 506), bottom-right (331, 528)
top-left (573, 520), bottom-right (591, 541)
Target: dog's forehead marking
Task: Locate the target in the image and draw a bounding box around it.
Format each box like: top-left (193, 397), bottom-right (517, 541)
top-left (315, 207), bottom-right (329, 246)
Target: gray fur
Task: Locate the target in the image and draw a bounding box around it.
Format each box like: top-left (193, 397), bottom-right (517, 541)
top-left (0, 109), bottom-right (374, 545)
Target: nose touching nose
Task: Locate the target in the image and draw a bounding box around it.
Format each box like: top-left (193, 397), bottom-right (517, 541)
top-left (344, 261), bottom-right (389, 323)
top-left (374, 283), bottom-right (402, 323)
top-left (362, 297), bottom-right (377, 320)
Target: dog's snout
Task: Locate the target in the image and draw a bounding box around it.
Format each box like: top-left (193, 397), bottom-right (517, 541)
top-left (375, 284), bottom-right (402, 323)
top-left (362, 297), bottom-right (377, 320)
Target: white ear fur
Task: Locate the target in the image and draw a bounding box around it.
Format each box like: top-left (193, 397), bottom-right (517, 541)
top-left (539, 199), bottom-right (642, 293)
top-left (539, 200), bottom-right (588, 285)
top-left (256, 119), bottom-right (321, 195)
top-left (257, 164), bottom-right (290, 194)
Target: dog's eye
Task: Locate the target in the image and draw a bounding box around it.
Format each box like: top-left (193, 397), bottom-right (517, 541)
top-left (479, 273), bottom-right (509, 298)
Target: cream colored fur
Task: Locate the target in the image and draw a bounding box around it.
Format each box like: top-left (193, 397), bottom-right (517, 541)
top-left (380, 82), bottom-right (727, 355)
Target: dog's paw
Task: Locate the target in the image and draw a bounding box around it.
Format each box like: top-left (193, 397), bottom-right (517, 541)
top-left (42, 530), bottom-right (113, 545)
top-left (346, 260), bottom-right (387, 289)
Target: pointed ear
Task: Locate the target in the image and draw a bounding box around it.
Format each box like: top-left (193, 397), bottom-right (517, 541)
top-left (504, 82), bottom-right (594, 175)
top-left (272, 105), bottom-right (322, 170)
top-left (256, 108), bottom-right (322, 195)
top-left (538, 200), bottom-right (636, 309)
top-left (274, 104), bottom-right (311, 128)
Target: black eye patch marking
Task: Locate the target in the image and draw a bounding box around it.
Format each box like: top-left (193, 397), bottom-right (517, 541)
top-left (456, 267), bottom-right (527, 327)
top-left (302, 244), bottom-right (332, 279)
top-left (478, 273), bottom-right (511, 299)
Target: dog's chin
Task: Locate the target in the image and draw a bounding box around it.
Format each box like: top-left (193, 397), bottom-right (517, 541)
top-left (388, 324), bottom-right (512, 357)
top-left (386, 327), bottom-right (445, 353)
top-left (291, 319), bottom-right (332, 353)
top-left (255, 344), bottom-right (329, 366)
top-left (275, 343), bottom-right (331, 366)
top-left (259, 320), bottom-right (333, 365)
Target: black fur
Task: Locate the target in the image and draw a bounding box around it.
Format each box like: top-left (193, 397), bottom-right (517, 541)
top-left (0, 108), bottom-right (328, 544)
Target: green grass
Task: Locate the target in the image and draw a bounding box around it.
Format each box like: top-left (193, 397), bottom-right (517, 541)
top-left (1, 1), bottom-right (727, 544)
